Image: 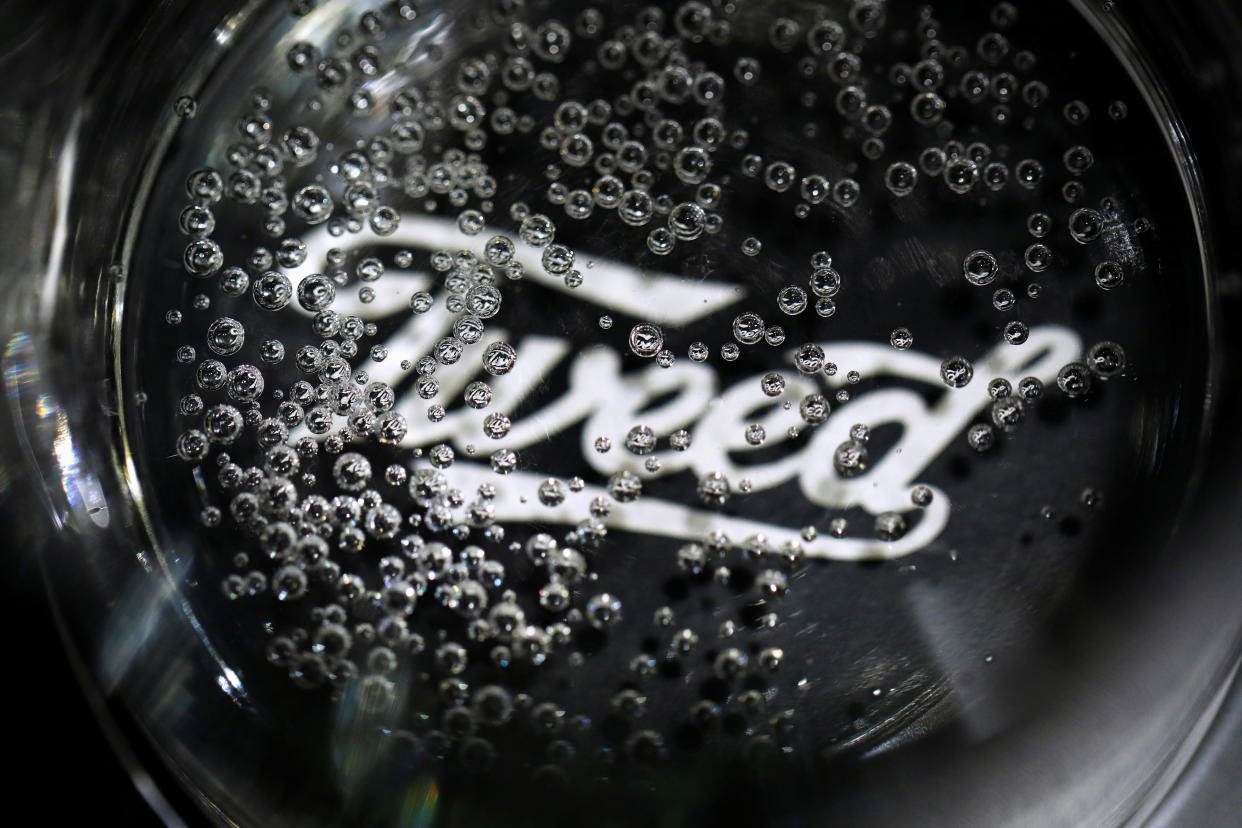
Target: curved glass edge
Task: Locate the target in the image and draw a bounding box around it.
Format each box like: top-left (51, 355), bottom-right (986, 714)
top-left (1079, 0), bottom-right (1242, 818)
top-left (0, 1), bottom-right (269, 826)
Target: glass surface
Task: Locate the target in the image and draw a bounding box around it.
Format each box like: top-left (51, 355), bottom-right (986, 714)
top-left (5, 1), bottom-right (1242, 825)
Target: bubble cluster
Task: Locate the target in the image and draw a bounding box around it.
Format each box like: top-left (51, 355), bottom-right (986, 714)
top-left (150, 0), bottom-right (1156, 788)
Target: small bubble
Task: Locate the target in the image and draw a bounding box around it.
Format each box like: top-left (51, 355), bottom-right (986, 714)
top-left (1003, 320), bottom-right (1029, 345)
top-left (1086, 341), bottom-right (1126, 378)
top-left (1068, 208), bottom-right (1103, 243)
top-left (940, 356), bottom-right (974, 388)
top-left (174, 95), bottom-right (198, 119)
top-left (992, 288), bottom-right (1016, 311)
top-left (963, 250), bottom-right (999, 286)
top-left (629, 323), bottom-right (664, 358)
top-left (1094, 261), bottom-right (1125, 290)
top-left (884, 162), bottom-right (919, 197)
top-left (760, 372), bottom-right (786, 397)
top-left (1057, 362), bottom-right (1094, 398)
top-left (967, 423), bottom-right (996, 452)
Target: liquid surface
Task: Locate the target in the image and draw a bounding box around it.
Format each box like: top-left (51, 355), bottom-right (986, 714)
top-left (120, 0), bottom-right (1210, 820)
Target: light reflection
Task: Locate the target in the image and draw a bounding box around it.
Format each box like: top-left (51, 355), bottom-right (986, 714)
top-left (398, 776), bottom-right (439, 828)
top-left (4, 333), bottom-right (110, 528)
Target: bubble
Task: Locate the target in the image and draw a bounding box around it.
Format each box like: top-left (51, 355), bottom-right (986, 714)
top-left (225, 364), bottom-right (264, 403)
top-left (289, 274), bottom-right (335, 314)
top-left (211, 266), bottom-right (248, 300)
top-left (790, 393), bottom-right (828, 426)
top-left (906, 484), bottom-right (935, 508)
top-left (991, 397), bottom-right (1025, 431)
top-left (773, 285), bottom-right (809, 316)
top-left (669, 429), bottom-right (692, 451)
top-left (202, 316), bottom-right (244, 357)
top-left (625, 425), bottom-right (656, 455)
top-left (618, 190), bottom-right (655, 227)
top-left (725, 312), bottom-right (763, 346)
top-left (1018, 376), bottom-right (1044, 401)
top-left (453, 208), bottom-right (485, 236)
top-left (185, 167), bottom-right (224, 203)
top-left (790, 343), bottom-right (824, 375)
top-left (1063, 145), bottom-right (1095, 177)
top-left (713, 647), bottom-right (748, 681)
top-left (744, 424), bottom-right (767, 446)
top-left (1068, 208), bottom-right (1103, 243)
top-left (459, 381), bottom-right (492, 410)
top-left (687, 341), bottom-right (710, 362)
top-left (762, 161), bottom-right (796, 193)
top-left (628, 323), bottom-right (664, 359)
top-left (332, 452), bottom-right (372, 492)
top-left (829, 178), bottom-right (860, 208)
top-left (454, 315), bottom-right (485, 346)
top-left (540, 244), bottom-right (575, 277)
top-left (963, 250), bottom-right (999, 286)
top-left (482, 412), bottom-right (511, 439)
top-left (944, 157), bottom-right (979, 194)
top-left (647, 227), bottom-right (675, 255)
top-left (490, 449), bottom-right (517, 474)
top-left (474, 342), bottom-right (516, 378)
top-left (666, 202), bottom-right (707, 242)
top-left (1019, 243), bottom-right (1051, 273)
top-left (697, 472), bottom-right (732, 506)
top-left (1057, 362), bottom-right (1094, 398)
top-left (1086, 341), bottom-right (1126, 378)
top-left (1094, 261), bottom-right (1125, 290)
top-left (585, 593), bottom-right (622, 629)
top-left (466, 285), bottom-right (502, 318)
top-left (403, 291), bottom-right (434, 315)
top-left (874, 512), bottom-right (908, 542)
top-left (932, 355), bottom-right (975, 391)
top-left (175, 428), bottom-right (210, 463)
top-left (608, 469), bottom-right (643, 503)
top-left (250, 271), bottom-right (292, 311)
top-left (967, 423), bottom-right (996, 452)
top-left (919, 147), bottom-right (947, 176)
top-left (178, 204), bottom-right (215, 238)
top-left (183, 239), bottom-right (223, 276)
top-left (1011, 160), bottom-right (1044, 192)
top-left (833, 440), bottom-right (869, 477)
top-left (808, 267), bottom-right (841, 296)
top-left (890, 328), bottom-right (914, 350)
top-left (884, 162), bottom-right (919, 197)
top-left (910, 92), bottom-right (946, 125)
top-left (760, 372), bottom-right (786, 397)
top-left (290, 184), bottom-right (334, 225)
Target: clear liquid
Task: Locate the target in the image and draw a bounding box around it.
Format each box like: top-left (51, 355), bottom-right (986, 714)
top-left (119, 0), bottom-right (1212, 821)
